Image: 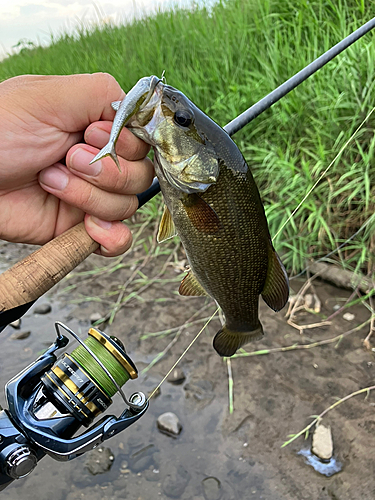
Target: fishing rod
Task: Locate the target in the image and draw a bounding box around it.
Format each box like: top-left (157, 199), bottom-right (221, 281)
top-left (0, 16), bottom-right (373, 492)
top-left (0, 17), bottom-right (374, 323)
top-left (137, 16), bottom-right (375, 206)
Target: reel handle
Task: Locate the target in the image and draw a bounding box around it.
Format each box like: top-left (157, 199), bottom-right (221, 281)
top-left (0, 222), bottom-right (99, 311)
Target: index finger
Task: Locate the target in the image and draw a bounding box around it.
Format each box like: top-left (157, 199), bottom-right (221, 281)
top-left (84, 121), bottom-right (150, 161)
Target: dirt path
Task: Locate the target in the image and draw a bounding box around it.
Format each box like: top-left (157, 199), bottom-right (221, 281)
top-left (0, 237), bottom-right (374, 500)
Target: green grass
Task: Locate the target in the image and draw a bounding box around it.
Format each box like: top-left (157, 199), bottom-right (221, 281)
top-left (1, 0), bottom-right (374, 275)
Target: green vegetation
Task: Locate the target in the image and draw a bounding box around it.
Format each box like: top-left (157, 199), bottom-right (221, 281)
top-left (0, 0), bottom-right (374, 275)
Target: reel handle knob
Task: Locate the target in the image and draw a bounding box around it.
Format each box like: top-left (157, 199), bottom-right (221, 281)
top-left (2, 445), bottom-right (37, 479)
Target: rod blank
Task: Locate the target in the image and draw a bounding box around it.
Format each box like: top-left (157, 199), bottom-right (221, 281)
top-left (224, 17), bottom-right (375, 136)
top-left (137, 16), bottom-right (375, 207)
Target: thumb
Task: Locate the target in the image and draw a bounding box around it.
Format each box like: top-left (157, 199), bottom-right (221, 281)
top-left (49, 73), bottom-right (126, 132)
top-left (2, 73), bottom-right (125, 133)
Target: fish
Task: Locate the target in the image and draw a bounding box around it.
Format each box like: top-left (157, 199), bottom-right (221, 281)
top-left (91, 76), bottom-right (289, 357)
top-left (91, 75), bottom-right (161, 170)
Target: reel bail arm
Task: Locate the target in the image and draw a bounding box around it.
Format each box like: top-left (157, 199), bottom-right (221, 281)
top-left (0, 322), bottom-right (148, 490)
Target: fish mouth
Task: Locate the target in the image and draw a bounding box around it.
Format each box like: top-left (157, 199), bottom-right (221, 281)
top-left (144, 75), bottom-right (163, 107)
top-left (127, 82), bottom-right (165, 142)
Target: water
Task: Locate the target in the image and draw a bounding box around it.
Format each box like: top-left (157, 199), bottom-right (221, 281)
top-left (298, 449), bottom-right (342, 477)
top-left (0, 299), bottom-right (280, 500)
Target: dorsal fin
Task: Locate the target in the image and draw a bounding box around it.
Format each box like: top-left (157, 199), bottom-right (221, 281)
top-left (182, 194), bottom-right (221, 234)
top-left (111, 100), bottom-right (122, 111)
top-left (157, 205), bottom-right (177, 243)
top-left (261, 246), bottom-right (289, 311)
top-left (179, 270), bottom-right (208, 296)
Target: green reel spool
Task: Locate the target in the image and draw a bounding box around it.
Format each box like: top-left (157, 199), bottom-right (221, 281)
top-left (71, 328), bottom-right (137, 398)
top-left (42, 324), bottom-right (141, 426)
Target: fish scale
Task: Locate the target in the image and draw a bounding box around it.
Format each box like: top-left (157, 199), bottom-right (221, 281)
top-left (91, 76), bottom-right (289, 357)
top-left (159, 161), bottom-right (269, 333)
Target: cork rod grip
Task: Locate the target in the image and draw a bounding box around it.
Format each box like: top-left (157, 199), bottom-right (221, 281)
top-left (0, 222), bottom-right (99, 311)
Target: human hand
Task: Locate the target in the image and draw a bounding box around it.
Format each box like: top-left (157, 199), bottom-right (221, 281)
top-left (0, 73), bottom-right (154, 256)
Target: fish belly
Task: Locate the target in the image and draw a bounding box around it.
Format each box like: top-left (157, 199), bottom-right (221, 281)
top-left (159, 162), bottom-right (270, 338)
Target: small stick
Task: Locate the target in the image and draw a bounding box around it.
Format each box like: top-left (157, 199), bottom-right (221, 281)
top-left (286, 270), bottom-right (323, 321)
top-left (286, 270), bottom-right (329, 332)
top-left (363, 279), bottom-right (375, 350)
top-left (287, 319), bottom-right (331, 333)
top-left (232, 317), bottom-right (372, 358)
top-left (141, 303), bottom-right (215, 373)
top-left (282, 383), bottom-right (375, 448)
top-left (226, 358), bottom-right (234, 414)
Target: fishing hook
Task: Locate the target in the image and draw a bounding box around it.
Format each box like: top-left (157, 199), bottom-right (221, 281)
top-left (137, 16), bottom-right (375, 207)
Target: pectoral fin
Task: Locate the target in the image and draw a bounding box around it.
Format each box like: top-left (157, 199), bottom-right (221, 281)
top-left (182, 194), bottom-right (221, 234)
top-left (179, 270), bottom-right (208, 296)
top-left (261, 246), bottom-right (289, 312)
top-left (157, 205), bottom-right (177, 243)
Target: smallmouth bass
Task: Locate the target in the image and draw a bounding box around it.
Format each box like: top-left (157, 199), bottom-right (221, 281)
top-left (91, 76), bottom-right (289, 357)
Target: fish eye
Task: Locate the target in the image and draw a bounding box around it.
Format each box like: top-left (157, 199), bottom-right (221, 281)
top-left (174, 110), bottom-right (193, 128)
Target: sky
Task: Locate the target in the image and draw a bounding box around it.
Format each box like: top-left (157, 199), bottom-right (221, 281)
top-left (0, 0), bottom-right (190, 59)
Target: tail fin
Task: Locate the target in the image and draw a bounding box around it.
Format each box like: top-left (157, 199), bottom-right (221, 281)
top-left (213, 323), bottom-right (263, 357)
top-left (89, 142), bottom-right (121, 171)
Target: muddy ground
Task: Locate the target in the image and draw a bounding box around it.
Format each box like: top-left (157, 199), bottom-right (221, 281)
top-left (0, 232), bottom-right (374, 500)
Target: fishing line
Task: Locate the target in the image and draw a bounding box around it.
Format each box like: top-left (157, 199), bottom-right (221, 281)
top-left (71, 335), bottom-right (130, 397)
top-left (290, 212), bottom-right (375, 280)
top-left (147, 307), bottom-right (219, 400)
top-left (137, 18), bottom-right (375, 206)
top-left (137, 21), bottom-right (375, 390)
top-left (272, 105), bottom-right (375, 243)
top-left (145, 106), bottom-right (375, 392)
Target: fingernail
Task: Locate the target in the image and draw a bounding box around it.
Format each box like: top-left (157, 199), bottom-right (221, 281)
top-left (99, 246), bottom-right (112, 256)
top-left (85, 126), bottom-right (110, 144)
top-left (70, 148), bottom-right (102, 176)
top-left (39, 167), bottom-right (68, 190)
top-left (90, 216), bottom-right (112, 230)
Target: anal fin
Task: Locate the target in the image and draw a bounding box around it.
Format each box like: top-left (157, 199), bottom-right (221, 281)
top-left (157, 205), bottom-right (177, 243)
top-left (179, 270), bottom-right (208, 296)
top-left (261, 246), bottom-right (289, 312)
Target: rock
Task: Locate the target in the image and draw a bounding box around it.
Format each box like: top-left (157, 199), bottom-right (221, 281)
top-left (304, 294), bottom-right (314, 309)
top-left (157, 412), bottom-right (182, 437)
top-left (202, 477), bottom-right (222, 500)
top-left (34, 303), bottom-right (51, 314)
top-left (184, 380), bottom-right (214, 408)
top-left (90, 312), bottom-right (102, 324)
top-left (128, 444), bottom-right (155, 472)
top-left (10, 330), bottom-right (31, 340)
top-left (162, 463), bottom-right (191, 498)
top-left (85, 446), bottom-right (114, 475)
top-left (10, 319), bottom-right (21, 329)
top-left (312, 424), bottom-right (333, 461)
top-left (167, 367), bottom-right (186, 385)
top-left (343, 312), bottom-right (355, 321)
top-left (143, 466), bottom-right (160, 482)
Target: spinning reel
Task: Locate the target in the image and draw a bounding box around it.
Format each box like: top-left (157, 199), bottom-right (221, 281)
top-left (0, 322), bottom-right (148, 491)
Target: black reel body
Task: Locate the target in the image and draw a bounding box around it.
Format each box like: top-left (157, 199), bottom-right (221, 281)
top-left (0, 323), bottom-right (148, 491)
